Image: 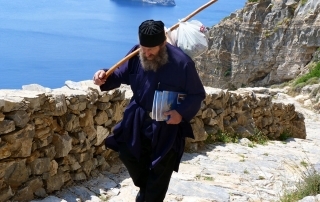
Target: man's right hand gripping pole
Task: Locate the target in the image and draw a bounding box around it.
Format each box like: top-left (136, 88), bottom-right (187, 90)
top-left (93, 70), bottom-right (107, 86)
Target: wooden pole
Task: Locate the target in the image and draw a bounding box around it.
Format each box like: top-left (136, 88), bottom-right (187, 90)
top-left (104, 0), bottom-right (218, 79)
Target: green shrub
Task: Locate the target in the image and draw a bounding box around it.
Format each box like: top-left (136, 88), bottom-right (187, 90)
top-left (248, 0), bottom-right (259, 2)
top-left (204, 133), bottom-right (216, 144)
top-left (248, 129), bottom-right (269, 145)
top-left (279, 130), bottom-right (292, 141)
top-left (215, 131), bottom-right (238, 143)
top-left (295, 63), bottom-right (320, 85)
top-left (209, 129), bottom-right (269, 145)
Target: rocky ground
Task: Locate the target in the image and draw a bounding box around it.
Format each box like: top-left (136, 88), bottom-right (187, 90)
top-left (31, 92), bottom-right (320, 202)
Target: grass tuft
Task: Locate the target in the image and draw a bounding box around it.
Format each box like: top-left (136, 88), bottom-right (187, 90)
top-left (280, 168), bottom-right (320, 202)
top-left (215, 131), bottom-right (238, 143)
top-left (300, 0), bottom-right (308, 6)
top-left (279, 130), bottom-right (292, 141)
top-left (248, 129), bottom-right (269, 145)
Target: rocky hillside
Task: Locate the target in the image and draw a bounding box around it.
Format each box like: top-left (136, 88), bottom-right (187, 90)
top-left (196, 0), bottom-right (320, 89)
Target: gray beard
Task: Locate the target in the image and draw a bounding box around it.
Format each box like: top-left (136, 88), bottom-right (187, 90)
top-left (139, 46), bottom-right (168, 72)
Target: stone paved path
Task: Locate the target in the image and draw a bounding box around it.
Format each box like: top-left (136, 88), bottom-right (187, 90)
top-left (32, 93), bottom-right (320, 202)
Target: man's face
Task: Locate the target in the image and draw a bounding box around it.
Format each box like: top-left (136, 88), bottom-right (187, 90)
top-left (140, 45), bottom-right (161, 61)
top-left (139, 43), bottom-right (168, 72)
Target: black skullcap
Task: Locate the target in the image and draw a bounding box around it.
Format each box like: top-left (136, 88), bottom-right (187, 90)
top-left (139, 20), bottom-right (166, 47)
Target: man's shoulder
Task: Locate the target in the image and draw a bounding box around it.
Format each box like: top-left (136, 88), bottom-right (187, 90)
top-left (130, 44), bottom-right (140, 52)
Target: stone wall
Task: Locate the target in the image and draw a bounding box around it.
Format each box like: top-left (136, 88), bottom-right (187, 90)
top-left (0, 81), bottom-right (306, 201)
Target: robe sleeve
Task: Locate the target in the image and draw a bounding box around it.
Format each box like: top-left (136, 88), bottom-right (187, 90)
top-left (175, 61), bottom-right (205, 122)
top-left (100, 45), bottom-right (139, 91)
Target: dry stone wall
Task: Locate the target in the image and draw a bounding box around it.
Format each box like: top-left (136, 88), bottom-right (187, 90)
top-left (0, 81), bottom-right (305, 201)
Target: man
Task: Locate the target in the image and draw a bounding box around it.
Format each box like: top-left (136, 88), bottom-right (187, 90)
top-left (93, 19), bottom-right (205, 202)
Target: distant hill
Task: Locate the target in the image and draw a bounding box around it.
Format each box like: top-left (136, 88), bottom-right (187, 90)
top-left (142, 0), bottom-right (175, 6)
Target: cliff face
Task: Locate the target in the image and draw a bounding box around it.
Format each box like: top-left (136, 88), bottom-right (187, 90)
top-left (197, 0), bottom-right (320, 89)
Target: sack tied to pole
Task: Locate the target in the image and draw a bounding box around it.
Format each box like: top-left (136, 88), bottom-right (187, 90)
top-left (104, 0), bottom-right (218, 79)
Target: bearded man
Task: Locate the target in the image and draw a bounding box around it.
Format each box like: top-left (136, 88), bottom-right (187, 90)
top-left (93, 19), bottom-right (205, 202)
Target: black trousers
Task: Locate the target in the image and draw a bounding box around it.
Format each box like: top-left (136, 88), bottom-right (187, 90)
top-left (118, 136), bottom-right (177, 202)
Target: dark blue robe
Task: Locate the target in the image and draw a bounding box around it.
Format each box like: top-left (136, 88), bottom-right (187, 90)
top-left (101, 43), bottom-right (205, 172)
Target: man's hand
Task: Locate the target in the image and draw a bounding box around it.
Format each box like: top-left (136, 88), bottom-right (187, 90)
top-left (93, 70), bottom-right (106, 86)
top-left (163, 110), bottom-right (182, 124)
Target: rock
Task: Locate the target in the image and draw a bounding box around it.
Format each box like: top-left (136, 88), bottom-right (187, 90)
top-left (0, 160), bottom-right (29, 189)
top-left (95, 126), bottom-right (110, 146)
top-left (22, 84), bottom-right (51, 93)
top-left (0, 93), bottom-right (25, 112)
top-left (51, 133), bottom-right (72, 158)
top-left (12, 178), bottom-right (44, 201)
top-left (191, 117), bottom-right (208, 142)
top-left (31, 196), bottom-right (67, 202)
top-left (142, 0), bottom-right (175, 6)
top-left (1, 124), bottom-right (34, 158)
top-left (238, 138), bottom-right (252, 146)
top-left (6, 110), bottom-right (30, 128)
top-left (45, 173), bottom-right (67, 193)
top-left (29, 158), bottom-right (51, 175)
top-left (168, 178), bottom-right (230, 201)
top-left (0, 120), bottom-right (15, 135)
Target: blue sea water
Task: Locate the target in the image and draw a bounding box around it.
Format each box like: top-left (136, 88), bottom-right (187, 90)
top-left (0, 0), bottom-right (246, 89)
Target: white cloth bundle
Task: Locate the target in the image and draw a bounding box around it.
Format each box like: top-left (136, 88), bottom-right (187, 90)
top-left (175, 20), bottom-right (208, 59)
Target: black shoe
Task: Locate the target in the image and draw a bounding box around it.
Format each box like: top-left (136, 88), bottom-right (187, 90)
top-left (135, 189), bottom-right (146, 202)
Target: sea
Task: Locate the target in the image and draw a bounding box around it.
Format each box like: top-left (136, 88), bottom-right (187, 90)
top-left (0, 0), bottom-right (246, 89)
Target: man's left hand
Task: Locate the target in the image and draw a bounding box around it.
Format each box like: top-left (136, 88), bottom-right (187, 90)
top-left (163, 110), bottom-right (182, 124)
